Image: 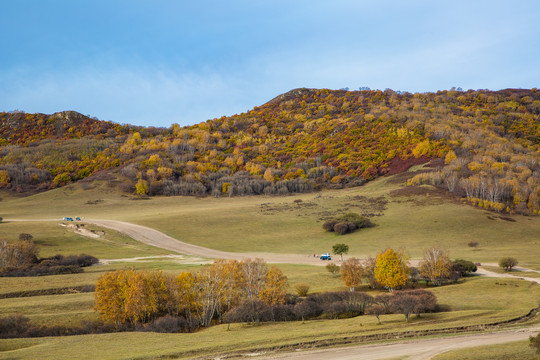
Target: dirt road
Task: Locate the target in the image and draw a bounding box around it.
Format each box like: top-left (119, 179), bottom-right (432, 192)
top-left (85, 219), bottom-right (326, 265)
top-left (257, 327), bottom-right (540, 360)
top-left (475, 264), bottom-right (540, 285)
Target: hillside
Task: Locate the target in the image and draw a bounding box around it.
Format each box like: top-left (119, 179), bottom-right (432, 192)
top-left (0, 88), bottom-right (539, 214)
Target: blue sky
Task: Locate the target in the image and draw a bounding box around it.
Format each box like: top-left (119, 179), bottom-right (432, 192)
top-left (1, 1), bottom-right (539, 127)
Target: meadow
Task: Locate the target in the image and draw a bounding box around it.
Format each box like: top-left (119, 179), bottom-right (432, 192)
top-left (0, 172), bottom-right (539, 359)
top-left (1, 171), bottom-right (539, 266)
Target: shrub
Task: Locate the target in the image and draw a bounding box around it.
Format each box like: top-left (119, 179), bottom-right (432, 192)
top-left (322, 213), bottom-right (374, 235)
top-left (530, 332), bottom-right (540, 354)
top-left (333, 222), bottom-right (350, 235)
top-left (294, 283), bottom-right (310, 297)
top-left (18, 233), bottom-right (33, 241)
top-left (293, 300), bottom-right (322, 322)
top-left (337, 213), bottom-right (373, 229)
top-left (467, 241), bottom-right (479, 248)
top-left (323, 219), bottom-right (338, 232)
top-left (452, 259), bottom-right (477, 277)
top-left (144, 315), bottom-right (191, 333)
top-left (224, 300), bottom-right (272, 325)
top-left (326, 263), bottom-right (340, 277)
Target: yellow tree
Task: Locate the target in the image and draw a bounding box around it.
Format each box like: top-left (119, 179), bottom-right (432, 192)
top-left (340, 257), bottom-right (364, 291)
top-left (374, 248), bottom-right (409, 291)
top-left (171, 271), bottom-right (199, 323)
top-left (259, 266), bottom-right (289, 305)
top-left (419, 247), bottom-right (452, 286)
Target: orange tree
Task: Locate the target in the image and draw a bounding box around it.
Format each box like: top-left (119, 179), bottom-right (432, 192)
top-left (340, 257), bottom-right (364, 291)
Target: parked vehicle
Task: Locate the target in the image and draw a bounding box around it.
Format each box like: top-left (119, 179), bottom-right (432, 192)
top-left (320, 253), bottom-right (332, 260)
top-left (62, 217), bottom-right (74, 221)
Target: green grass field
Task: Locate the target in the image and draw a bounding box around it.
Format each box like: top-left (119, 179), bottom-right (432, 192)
top-left (1, 173), bottom-right (540, 359)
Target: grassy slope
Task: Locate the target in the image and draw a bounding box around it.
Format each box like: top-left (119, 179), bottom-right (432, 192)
top-left (2, 171), bottom-right (539, 267)
top-left (1, 173), bottom-right (540, 359)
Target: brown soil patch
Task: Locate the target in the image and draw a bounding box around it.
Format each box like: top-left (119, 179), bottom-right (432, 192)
top-left (379, 155), bottom-right (435, 176)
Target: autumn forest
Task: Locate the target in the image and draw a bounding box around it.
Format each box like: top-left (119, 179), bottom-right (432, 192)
top-left (0, 87), bottom-right (539, 214)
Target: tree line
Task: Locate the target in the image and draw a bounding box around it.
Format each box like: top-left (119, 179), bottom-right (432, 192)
top-left (94, 257), bottom-right (441, 332)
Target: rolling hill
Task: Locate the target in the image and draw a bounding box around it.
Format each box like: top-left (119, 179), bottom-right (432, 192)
top-left (1, 87), bottom-right (539, 214)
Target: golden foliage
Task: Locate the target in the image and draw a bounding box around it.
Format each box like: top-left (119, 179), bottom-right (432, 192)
top-left (374, 248), bottom-right (409, 291)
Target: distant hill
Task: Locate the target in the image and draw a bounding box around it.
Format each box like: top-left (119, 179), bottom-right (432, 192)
top-left (0, 88), bottom-right (538, 214)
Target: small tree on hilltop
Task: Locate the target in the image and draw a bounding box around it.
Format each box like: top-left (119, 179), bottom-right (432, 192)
top-left (499, 257), bottom-right (518, 272)
top-left (332, 243), bottom-right (349, 262)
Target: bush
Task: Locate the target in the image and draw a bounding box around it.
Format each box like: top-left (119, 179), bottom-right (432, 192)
top-left (322, 213), bottom-right (374, 235)
top-left (337, 213), bottom-right (373, 229)
top-left (326, 263), bottom-right (340, 277)
top-left (333, 222), bottom-right (350, 235)
top-left (224, 300), bottom-right (272, 325)
top-left (144, 315), bottom-right (192, 333)
top-left (293, 300), bottom-right (322, 322)
top-left (294, 283), bottom-right (310, 297)
top-left (530, 332), bottom-right (540, 354)
top-left (18, 233), bottom-right (33, 241)
top-left (452, 259), bottom-right (477, 277)
top-left (323, 219), bottom-right (338, 232)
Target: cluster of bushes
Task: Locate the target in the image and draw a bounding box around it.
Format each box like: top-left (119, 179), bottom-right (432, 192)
top-left (0, 239), bottom-right (98, 277)
top-left (0, 315), bottom-right (115, 339)
top-left (142, 289), bottom-right (439, 333)
top-left (323, 213), bottom-right (374, 235)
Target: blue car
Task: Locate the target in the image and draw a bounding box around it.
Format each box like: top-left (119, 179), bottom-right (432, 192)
top-left (320, 253), bottom-right (332, 260)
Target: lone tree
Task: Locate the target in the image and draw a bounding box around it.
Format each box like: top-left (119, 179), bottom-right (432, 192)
top-left (340, 257), bottom-right (364, 291)
top-left (374, 248), bottom-right (409, 291)
top-left (498, 257), bottom-right (518, 272)
top-left (419, 247), bottom-right (452, 286)
top-left (332, 243), bottom-right (349, 262)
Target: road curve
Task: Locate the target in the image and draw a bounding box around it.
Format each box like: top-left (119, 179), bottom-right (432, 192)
top-left (85, 218), bottom-right (326, 265)
top-left (256, 327), bottom-right (540, 360)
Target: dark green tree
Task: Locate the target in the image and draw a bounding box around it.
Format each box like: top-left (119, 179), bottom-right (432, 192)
top-left (332, 243), bottom-right (349, 262)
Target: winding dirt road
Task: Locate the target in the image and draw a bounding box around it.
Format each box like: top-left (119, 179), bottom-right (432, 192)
top-left (86, 219), bottom-right (326, 265)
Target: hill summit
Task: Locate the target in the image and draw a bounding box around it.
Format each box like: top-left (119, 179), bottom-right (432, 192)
top-left (0, 88), bottom-right (538, 214)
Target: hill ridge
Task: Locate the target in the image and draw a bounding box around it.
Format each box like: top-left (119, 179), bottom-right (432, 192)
top-left (0, 87), bottom-right (538, 215)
